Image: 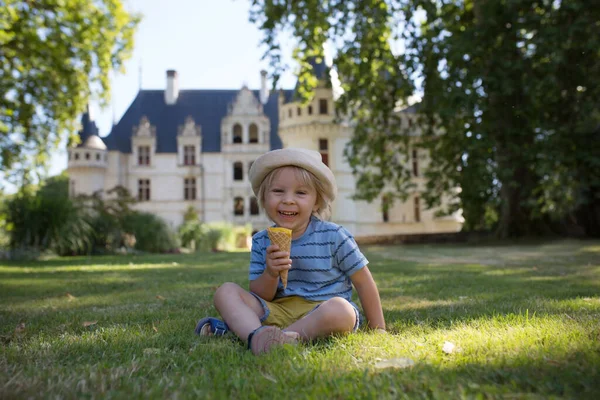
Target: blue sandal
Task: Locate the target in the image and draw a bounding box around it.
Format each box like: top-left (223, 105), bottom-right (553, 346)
top-left (195, 317), bottom-right (230, 336)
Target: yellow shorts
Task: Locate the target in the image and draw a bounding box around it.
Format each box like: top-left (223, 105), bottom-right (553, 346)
top-left (253, 295), bottom-right (323, 328)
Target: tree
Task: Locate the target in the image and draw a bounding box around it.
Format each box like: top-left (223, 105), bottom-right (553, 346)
top-left (250, 0), bottom-right (600, 237)
top-left (0, 0), bottom-right (139, 181)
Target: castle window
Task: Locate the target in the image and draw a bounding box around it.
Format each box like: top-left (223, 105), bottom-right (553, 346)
top-left (412, 149), bottom-right (419, 177)
top-left (233, 123), bottom-right (242, 143)
top-left (184, 178), bottom-right (196, 200)
top-left (297, 107), bottom-right (301, 116)
top-left (308, 105), bottom-right (313, 115)
top-left (96, 153), bottom-right (100, 161)
top-left (249, 123), bottom-right (259, 143)
top-left (138, 179), bottom-right (150, 201)
top-left (250, 197), bottom-right (259, 215)
top-left (184, 145), bottom-right (196, 165)
top-left (382, 194), bottom-right (391, 223)
top-left (319, 99), bottom-right (328, 115)
top-left (319, 138), bottom-right (329, 167)
top-left (233, 161), bottom-right (243, 181)
top-left (75, 153), bottom-right (80, 160)
top-left (138, 146), bottom-right (150, 165)
top-left (85, 152), bottom-right (90, 160)
top-left (414, 196), bottom-right (421, 223)
top-left (234, 197), bottom-right (244, 216)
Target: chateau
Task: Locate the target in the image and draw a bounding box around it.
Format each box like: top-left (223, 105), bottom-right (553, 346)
top-left (67, 62), bottom-right (463, 238)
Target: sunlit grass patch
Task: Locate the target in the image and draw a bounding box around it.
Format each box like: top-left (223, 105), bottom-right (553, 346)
top-left (1, 240), bottom-right (599, 398)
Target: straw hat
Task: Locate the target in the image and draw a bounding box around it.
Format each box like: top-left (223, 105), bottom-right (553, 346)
top-left (248, 148), bottom-right (337, 201)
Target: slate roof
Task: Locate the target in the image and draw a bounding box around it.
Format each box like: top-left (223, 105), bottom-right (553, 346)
top-left (77, 109), bottom-right (99, 146)
top-left (88, 89), bottom-right (292, 154)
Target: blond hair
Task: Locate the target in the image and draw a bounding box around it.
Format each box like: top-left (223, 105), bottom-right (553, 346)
top-left (256, 166), bottom-right (332, 221)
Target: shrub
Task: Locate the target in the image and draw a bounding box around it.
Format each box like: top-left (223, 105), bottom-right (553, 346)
top-left (122, 212), bottom-right (179, 253)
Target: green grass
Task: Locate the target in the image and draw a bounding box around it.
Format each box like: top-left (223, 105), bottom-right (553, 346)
top-left (1, 240), bottom-right (599, 399)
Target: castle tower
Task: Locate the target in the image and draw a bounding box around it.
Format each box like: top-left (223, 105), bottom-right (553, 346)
top-left (66, 106), bottom-right (107, 197)
top-left (277, 58), bottom-right (357, 229)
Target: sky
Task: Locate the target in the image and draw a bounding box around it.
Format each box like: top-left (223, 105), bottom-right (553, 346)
top-left (15, 0), bottom-right (299, 190)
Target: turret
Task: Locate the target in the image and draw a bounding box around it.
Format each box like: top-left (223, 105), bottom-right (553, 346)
top-left (67, 107), bottom-right (107, 197)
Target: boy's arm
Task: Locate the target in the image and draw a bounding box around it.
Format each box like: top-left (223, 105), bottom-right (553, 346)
top-left (350, 265), bottom-right (386, 330)
top-left (249, 244), bottom-right (291, 302)
top-left (249, 272), bottom-right (279, 301)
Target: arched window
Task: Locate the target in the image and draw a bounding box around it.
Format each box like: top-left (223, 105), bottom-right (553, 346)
top-left (250, 197), bottom-right (259, 215)
top-left (234, 197), bottom-right (244, 216)
top-left (233, 123), bottom-right (242, 143)
top-left (233, 161), bottom-right (243, 181)
top-left (249, 123), bottom-right (259, 143)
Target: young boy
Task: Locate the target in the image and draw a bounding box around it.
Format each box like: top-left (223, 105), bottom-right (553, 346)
top-left (196, 148), bottom-right (385, 355)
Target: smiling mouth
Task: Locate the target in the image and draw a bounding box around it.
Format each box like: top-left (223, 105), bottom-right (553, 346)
top-left (279, 211), bottom-right (298, 216)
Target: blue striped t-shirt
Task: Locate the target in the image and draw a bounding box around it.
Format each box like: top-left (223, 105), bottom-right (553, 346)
top-left (249, 216), bottom-right (368, 303)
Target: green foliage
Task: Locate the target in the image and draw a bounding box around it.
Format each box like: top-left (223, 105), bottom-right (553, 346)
top-left (4, 178), bottom-right (179, 257)
top-left (0, 0), bottom-right (139, 180)
top-left (4, 174), bottom-right (93, 256)
top-left (250, 0), bottom-right (600, 237)
top-left (122, 212), bottom-right (179, 253)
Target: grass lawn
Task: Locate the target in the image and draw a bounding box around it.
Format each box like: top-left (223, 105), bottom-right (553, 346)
top-left (1, 240), bottom-right (599, 399)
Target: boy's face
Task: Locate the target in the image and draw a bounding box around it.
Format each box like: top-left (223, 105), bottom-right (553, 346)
top-left (264, 167), bottom-right (319, 239)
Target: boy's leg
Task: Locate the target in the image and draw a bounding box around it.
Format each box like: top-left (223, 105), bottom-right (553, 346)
top-left (213, 282), bottom-right (264, 343)
top-left (284, 297), bottom-right (357, 341)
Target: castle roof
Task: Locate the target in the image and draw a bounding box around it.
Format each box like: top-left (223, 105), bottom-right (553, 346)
top-left (98, 89), bottom-right (292, 154)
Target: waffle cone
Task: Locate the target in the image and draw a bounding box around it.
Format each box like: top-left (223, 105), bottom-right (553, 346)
top-left (267, 227), bottom-right (292, 288)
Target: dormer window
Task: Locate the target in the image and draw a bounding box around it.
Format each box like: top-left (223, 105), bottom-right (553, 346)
top-left (184, 145), bottom-right (196, 165)
top-left (233, 124), bottom-right (242, 143)
top-left (138, 146), bottom-right (150, 165)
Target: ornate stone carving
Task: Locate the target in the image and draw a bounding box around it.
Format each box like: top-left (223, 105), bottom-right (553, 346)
top-left (133, 116), bottom-right (156, 137)
top-left (178, 116), bottom-right (201, 137)
top-left (229, 87), bottom-right (263, 116)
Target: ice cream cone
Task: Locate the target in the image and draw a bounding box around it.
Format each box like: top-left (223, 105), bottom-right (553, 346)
top-left (267, 227), bottom-right (292, 288)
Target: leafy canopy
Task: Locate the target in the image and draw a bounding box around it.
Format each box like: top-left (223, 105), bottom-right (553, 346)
top-left (250, 0), bottom-right (600, 237)
top-left (0, 0), bottom-right (139, 181)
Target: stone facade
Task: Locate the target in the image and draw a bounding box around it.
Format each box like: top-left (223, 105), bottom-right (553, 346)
top-left (67, 69), bottom-right (463, 238)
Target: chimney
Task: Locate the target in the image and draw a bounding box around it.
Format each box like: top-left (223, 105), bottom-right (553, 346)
top-left (165, 70), bottom-right (179, 105)
top-left (260, 70), bottom-right (269, 104)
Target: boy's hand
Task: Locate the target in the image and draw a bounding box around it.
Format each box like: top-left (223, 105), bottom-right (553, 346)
top-left (265, 244), bottom-right (292, 279)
